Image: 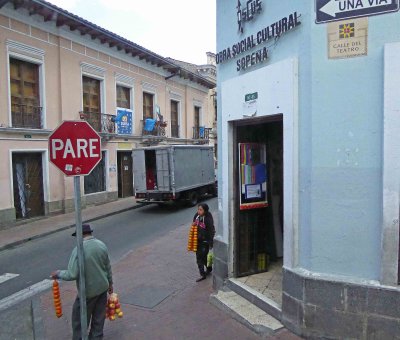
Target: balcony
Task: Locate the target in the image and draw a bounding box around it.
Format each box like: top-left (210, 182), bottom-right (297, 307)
top-left (79, 111), bottom-right (115, 134)
top-left (193, 126), bottom-right (212, 143)
top-left (11, 103), bottom-right (42, 129)
top-left (141, 119), bottom-right (167, 138)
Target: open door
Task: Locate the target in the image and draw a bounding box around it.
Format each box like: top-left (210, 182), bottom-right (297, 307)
top-left (132, 149), bottom-right (146, 192)
top-left (156, 149), bottom-right (170, 191)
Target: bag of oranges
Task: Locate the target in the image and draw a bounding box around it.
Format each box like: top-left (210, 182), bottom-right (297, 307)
top-left (52, 279), bottom-right (63, 318)
top-left (187, 224), bottom-right (198, 252)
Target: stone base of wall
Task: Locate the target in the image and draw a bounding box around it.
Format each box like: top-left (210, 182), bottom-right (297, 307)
top-left (82, 191), bottom-right (118, 207)
top-left (0, 208), bottom-right (16, 227)
top-left (44, 198), bottom-right (77, 215)
top-left (0, 192), bottom-right (118, 228)
top-left (213, 238), bottom-right (229, 290)
top-left (282, 268), bottom-right (400, 339)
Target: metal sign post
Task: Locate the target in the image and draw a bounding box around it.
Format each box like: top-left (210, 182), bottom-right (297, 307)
top-left (73, 176), bottom-right (88, 340)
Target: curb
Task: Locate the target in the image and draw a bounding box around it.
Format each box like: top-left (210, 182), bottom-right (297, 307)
top-left (31, 296), bottom-right (45, 340)
top-left (0, 203), bottom-right (145, 253)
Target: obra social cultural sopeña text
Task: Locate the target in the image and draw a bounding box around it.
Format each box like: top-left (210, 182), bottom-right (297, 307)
top-left (216, 12), bottom-right (301, 72)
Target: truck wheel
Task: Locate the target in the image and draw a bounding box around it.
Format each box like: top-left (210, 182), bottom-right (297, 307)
top-left (188, 192), bottom-right (199, 207)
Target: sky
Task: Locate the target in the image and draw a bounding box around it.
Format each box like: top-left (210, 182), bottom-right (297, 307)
top-left (47, 0), bottom-right (216, 65)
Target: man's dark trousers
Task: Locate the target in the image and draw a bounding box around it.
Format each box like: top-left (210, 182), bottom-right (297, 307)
top-left (72, 290), bottom-right (107, 340)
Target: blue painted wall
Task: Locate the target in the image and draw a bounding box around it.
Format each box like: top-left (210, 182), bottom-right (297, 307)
top-left (217, 0), bottom-right (400, 280)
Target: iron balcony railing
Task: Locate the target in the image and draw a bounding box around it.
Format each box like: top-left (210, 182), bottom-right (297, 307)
top-left (171, 124), bottom-right (180, 138)
top-left (193, 126), bottom-right (212, 140)
top-left (79, 111), bottom-right (116, 134)
top-left (11, 103), bottom-right (43, 129)
top-left (141, 119), bottom-right (167, 137)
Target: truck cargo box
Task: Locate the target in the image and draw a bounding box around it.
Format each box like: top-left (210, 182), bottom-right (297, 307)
top-left (132, 145), bottom-right (215, 204)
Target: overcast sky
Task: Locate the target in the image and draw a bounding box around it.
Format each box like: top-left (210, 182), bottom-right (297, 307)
top-left (47, 0), bottom-right (216, 65)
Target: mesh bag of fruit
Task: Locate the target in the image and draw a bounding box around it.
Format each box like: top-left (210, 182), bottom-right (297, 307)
top-left (187, 225), bottom-right (198, 252)
top-left (105, 293), bottom-right (124, 321)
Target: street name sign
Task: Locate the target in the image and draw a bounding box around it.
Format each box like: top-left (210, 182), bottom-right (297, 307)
top-left (49, 121), bottom-right (101, 176)
top-left (316, 0), bottom-right (399, 24)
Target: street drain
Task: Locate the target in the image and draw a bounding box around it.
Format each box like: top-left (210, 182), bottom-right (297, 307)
top-left (121, 285), bottom-right (174, 309)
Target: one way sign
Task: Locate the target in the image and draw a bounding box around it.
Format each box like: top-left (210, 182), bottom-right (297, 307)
top-left (316, 0), bottom-right (399, 23)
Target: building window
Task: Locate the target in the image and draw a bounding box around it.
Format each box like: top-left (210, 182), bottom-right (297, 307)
top-left (82, 76), bottom-right (103, 131)
top-left (116, 85), bottom-right (131, 109)
top-left (84, 151), bottom-right (106, 194)
top-left (171, 100), bottom-right (179, 138)
top-left (194, 106), bottom-right (201, 128)
top-left (83, 76), bottom-right (101, 113)
top-left (10, 58), bottom-right (42, 128)
top-left (143, 92), bottom-right (154, 120)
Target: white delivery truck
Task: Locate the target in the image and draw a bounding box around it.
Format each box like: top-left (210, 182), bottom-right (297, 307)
top-left (133, 145), bottom-right (216, 206)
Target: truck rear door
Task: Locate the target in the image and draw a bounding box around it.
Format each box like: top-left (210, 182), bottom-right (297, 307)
top-left (201, 148), bottom-right (214, 183)
top-left (156, 149), bottom-right (170, 191)
top-left (132, 149), bottom-right (146, 192)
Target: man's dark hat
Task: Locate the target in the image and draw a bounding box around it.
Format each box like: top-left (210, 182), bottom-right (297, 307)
top-left (72, 224), bottom-right (93, 236)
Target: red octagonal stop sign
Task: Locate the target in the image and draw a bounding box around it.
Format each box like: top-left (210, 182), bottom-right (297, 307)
top-left (49, 121), bottom-right (102, 176)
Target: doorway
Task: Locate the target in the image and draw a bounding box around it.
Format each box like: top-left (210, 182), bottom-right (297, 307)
top-left (12, 152), bottom-right (45, 219)
top-left (117, 152), bottom-right (133, 198)
top-left (234, 116), bottom-right (284, 303)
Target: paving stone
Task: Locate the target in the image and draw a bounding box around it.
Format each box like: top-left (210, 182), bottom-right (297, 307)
top-left (346, 284), bottom-right (368, 314)
top-left (282, 269), bottom-right (304, 301)
top-left (366, 315), bottom-right (400, 340)
top-left (282, 293), bottom-right (303, 328)
top-left (263, 289), bottom-right (283, 305)
top-left (305, 278), bottom-right (345, 311)
top-left (304, 305), bottom-right (363, 339)
top-left (367, 286), bottom-right (400, 319)
top-left (121, 285), bottom-right (174, 309)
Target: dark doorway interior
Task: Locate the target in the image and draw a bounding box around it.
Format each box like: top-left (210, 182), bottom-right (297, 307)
top-left (145, 150), bottom-right (157, 190)
top-left (118, 152), bottom-right (134, 198)
top-left (235, 117), bottom-right (284, 277)
top-left (12, 152), bottom-right (44, 219)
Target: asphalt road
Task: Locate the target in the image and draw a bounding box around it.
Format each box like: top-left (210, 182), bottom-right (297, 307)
top-left (0, 198), bottom-right (217, 301)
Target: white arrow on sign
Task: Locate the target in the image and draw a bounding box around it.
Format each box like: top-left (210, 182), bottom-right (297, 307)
top-left (320, 0), bottom-right (390, 18)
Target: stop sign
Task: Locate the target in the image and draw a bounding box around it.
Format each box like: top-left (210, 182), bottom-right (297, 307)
top-left (49, 121), bottom-right (102, 176)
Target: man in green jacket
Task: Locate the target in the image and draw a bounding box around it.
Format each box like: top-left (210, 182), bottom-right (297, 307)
top-left (51, 224), bottom-right (113, 340)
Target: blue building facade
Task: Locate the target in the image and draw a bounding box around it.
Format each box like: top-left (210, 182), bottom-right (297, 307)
top-left (215, 1), bottom-right (400, 338)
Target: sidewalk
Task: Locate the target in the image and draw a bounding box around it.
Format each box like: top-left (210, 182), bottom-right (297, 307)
top-left (38, 223), bottom-right (301, 340)
top-left (0, 197), bottom-right (142, 252)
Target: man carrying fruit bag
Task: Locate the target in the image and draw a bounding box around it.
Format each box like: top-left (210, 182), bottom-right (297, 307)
top-left (51, 224), bottom-right (113, 340)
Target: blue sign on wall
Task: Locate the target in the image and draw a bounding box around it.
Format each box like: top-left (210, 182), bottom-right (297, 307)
top-left (115, 109), bottom-right (133, 135)
top-left (315, 0), bottom-right (399, 24)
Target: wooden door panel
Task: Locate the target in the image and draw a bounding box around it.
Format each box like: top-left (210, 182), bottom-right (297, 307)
top-left (118, 152), bottom-right (133, 197)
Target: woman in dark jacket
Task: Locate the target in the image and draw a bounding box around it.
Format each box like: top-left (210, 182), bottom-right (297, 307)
top-left (192, 203), bottom-right (215, 282)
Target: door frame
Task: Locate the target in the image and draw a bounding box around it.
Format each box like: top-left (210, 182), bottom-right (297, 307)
top-left (9, 149), bottom-right (49, 213)
top-left (232, 115), bottom-right (284, 276)
top-left (220, 58), bottom-right (299, 278)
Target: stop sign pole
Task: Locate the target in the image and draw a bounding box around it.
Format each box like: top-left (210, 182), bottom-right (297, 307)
top-left (49, 121), bottom-right (102, 340)
top-left (73, 175), bottom-right (88, 340)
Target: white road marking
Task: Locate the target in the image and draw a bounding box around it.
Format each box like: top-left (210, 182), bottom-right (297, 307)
top-left (0, 279), bottom-right (52, 312)
top-left (0, 273), bottom-right (19, 284)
